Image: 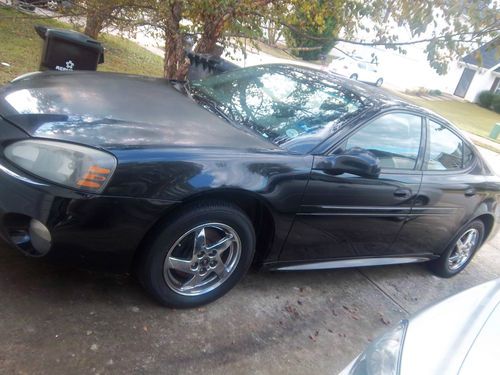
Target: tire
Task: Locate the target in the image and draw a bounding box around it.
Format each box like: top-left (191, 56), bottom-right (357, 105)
top-left (375, 78), bottom-right (383, 87)
top-left (350, 74), bottom-right (358, 80)
top-left (137, 201), bottom-right (255, 308)
top-left (428, 220), bottom-right (485, 278)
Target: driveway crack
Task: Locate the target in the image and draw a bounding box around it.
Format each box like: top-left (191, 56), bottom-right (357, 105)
top-left (357, 268), bottom-right (409, 315)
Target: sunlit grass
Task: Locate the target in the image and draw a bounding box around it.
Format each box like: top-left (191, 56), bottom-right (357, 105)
top-left (0, 6), bottom-right (163, 85)
top-left (406, 97), bottom-right (500, 144)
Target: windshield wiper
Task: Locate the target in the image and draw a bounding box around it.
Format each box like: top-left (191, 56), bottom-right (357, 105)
top-left (187, 90), bottom-right (265, 140)
top-left (191, 93), bottom-right (234, 123)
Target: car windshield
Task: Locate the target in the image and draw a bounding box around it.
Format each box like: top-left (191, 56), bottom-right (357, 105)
top-left (189, 65), bottom-right (366, 147)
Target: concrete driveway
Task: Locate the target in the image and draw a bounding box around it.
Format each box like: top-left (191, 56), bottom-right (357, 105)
top-left (0, 231), bottom-right (499, 374)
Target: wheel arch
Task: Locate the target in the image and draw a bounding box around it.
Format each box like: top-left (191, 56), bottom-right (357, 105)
top-left (470, 198), bottom-right (497, 243)
top-left (474, 213), bottom-right (495, 243)
top-left (132, 189), bottom-right (277, 272)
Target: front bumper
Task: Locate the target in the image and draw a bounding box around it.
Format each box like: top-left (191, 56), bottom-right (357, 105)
top-left (0, 159), bottom-right (176, 272)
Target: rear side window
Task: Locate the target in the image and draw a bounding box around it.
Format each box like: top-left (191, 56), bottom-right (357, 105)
top-left (425, 121), bottom-right (472, 170)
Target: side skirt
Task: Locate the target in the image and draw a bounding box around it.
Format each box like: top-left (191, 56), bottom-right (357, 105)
top-left (264, 255), bottom-right (437, 271)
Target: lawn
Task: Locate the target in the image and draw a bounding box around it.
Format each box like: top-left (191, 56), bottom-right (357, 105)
top-left (0, 6), bottom-right (163, 85)
top-left (403, 96), bottom-right (500, 144)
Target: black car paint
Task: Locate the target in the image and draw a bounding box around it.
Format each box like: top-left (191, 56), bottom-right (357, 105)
top-left (0, 66), bottom-right (498, 273)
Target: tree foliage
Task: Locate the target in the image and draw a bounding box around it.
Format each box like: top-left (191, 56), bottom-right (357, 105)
top-left (283, 1), bottom-right (344, 60)
top-left (61, 0), bottom-right (499, 79)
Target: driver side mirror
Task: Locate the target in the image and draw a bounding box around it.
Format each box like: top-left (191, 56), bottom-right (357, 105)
top-left (317, 148), bottom-right (381, 178)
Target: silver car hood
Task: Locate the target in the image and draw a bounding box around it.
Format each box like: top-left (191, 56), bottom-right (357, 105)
top-left (400, 279), bottom-right (500, 375)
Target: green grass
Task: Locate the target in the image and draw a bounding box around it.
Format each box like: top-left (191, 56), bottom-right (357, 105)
top-left (0, 6), bottom-right (163, 85)
top-left (398, 95), bottom-right (500, 144)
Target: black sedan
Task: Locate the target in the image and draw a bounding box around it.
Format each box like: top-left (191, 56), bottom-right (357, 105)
top-left (0, 65), bottom-right (498, 308)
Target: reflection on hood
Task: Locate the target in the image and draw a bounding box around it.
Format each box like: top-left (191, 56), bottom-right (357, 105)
top-left (0, 71), bottom-right (276, 151)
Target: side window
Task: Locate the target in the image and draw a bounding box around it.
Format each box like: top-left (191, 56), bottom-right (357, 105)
top-left (345, 113), bottom-right (422, 169)
top-left (425, 121), bottom-right (470, 170)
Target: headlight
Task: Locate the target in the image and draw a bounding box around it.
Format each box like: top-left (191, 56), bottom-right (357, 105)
top-left (346, 320), bottom-right (408, 375)
top-left (4, 140), bottom-right (117, 193)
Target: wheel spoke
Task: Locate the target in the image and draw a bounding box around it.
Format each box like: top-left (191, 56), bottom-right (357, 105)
top-left (466, 231), bottom-right (476, 247)
top-left (194, 228), bottom-right (207, 252)
top-left (213, 261), bottom-right (229, 278)
top-left (168, 257), bottom-right (195, 274)
top-left (206, 234), bottom-right (234, 255)
top-left (181, 273), bottom-right (205, 290)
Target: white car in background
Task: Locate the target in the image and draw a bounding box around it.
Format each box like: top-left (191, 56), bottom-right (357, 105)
top-left (328, 55), bottom-right (384, 87)
top-left (340, 279), bottom-right (500, 375)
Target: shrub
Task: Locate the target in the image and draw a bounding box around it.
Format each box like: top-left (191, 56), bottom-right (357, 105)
top-left (405, 88), bottom-right (442, 97)
top-left (478, 90), bottom-right (494, 108)
top-left (492, 94), bottom-right (500, 114)
top-left (429, 89), bottom-right (442, 96)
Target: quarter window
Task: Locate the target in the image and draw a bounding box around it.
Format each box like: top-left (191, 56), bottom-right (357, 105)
top-left (345, 113), bottom-right (422, 169)
top-left (425, 121), bottom-right (470, 170)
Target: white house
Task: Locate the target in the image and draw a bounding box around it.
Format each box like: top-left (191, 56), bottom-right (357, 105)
top-left (454, 38), bottom-right (500, 102)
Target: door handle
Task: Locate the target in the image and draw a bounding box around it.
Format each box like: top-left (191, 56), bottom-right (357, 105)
top-left (465, 188), bottom-right (476, 197)
top-left (394, 188), bottom-right (411, 199)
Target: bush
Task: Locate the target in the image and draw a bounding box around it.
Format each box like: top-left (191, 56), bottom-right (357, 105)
top-left (405, 87), bottom-right (429, 96)
top-left (429, 89), bottom-right (442, 96)
top-left (478, 90), bottom-right (494, 108)
top-left (492, 94), bottom-right (500, 114)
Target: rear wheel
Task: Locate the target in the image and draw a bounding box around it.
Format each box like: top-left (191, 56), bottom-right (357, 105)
top-left (375, 78), bottom-right (383, 87)
top-left (350, 74), bottom-right (358, 80)
top-left (428, 220), bottom-right (484, 278)
top-left (138, 201), bottom-right (255, 308)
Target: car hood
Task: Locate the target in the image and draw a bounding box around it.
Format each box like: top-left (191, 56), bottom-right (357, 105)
top-left (400, 279), bottom-right (500, 375)
top-left (0, 71), bottom-right (275, 151)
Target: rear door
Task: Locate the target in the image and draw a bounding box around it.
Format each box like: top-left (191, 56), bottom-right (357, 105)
top-left (281, 111), bottom-right (424, 262)
top-left (393, 118), bottom-right (483, 254)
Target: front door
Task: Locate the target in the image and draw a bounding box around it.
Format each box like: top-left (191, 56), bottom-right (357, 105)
top-left (281, 112), bottom-right (424, 262)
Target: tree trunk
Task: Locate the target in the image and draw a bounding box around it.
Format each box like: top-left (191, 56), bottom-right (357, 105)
top-left (162, 6), bottom-right (233, 80)
top-left (84, 2), bottom-right (115, 40)
top-left (162, 1), bottom-right (190, 80)
top-left (194, 14), bottom-right (230, 54)
top-left (84, 14), bottom-right (105, 39)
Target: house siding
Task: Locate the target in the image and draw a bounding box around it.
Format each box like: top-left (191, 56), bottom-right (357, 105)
top-left (454, 66), bottom-right (498, 102)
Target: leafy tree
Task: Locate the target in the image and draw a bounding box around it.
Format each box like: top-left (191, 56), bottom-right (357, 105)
top-left (139, 0), bottom-right (272, 80)
top-left (61, 0), bottom-right (500, 79)
top-left (64, 0), bottom-right (141, 39)
top-left (283, 1), bottom-right (343, 60)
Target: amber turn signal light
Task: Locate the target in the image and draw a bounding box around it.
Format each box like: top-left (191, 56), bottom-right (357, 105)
top-left (77, 165), bottom-right (112, 190)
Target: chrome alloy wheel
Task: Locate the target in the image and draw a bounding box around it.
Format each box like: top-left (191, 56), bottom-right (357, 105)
top-left (163, 223), bottom-right (241, 296)
top-left (448, 228), bottom-right (479, 271)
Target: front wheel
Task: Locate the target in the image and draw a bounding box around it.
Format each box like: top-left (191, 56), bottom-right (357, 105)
top-left (375, 78), bottom-right (383, 87)
top-left (138, 201), bottom-right (255, 308)
top-left (428, 220), bottom-right (484, 278)
top-left (350, 74), bottom-right (358, 80)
